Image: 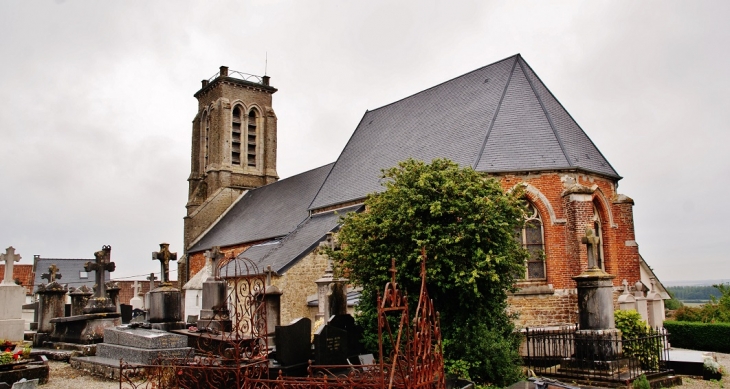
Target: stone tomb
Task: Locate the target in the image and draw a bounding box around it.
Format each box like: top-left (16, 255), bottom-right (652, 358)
top-left (71, 326), bottom-right (192, 379)
top-left (148, 243), bottom-right (184, 331)
top-left (0, 247), bottom-right (25, 342)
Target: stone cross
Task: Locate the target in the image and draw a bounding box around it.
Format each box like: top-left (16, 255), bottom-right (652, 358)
top-left (581, 227), bottom-right (601, 269)
top-left (147, 272), bottom-right (157, 291)
top-left (622, 279), bottom-right (629, 293)
top-left (41, 264), bottom-right (62, 284)
top-left (84, 245), bottom-right (115, 298)
top-left (205, 246), bottom-right (224, 279)
top-left (1, 246), bottom-right (21, 285)
top-left (152, 243), bottom-right (177, 285)
top-left (132, 280), bottom-right (142, 297)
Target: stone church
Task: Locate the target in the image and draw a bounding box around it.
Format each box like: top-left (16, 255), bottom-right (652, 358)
top-left (180, 54), bottom-right (667, 328)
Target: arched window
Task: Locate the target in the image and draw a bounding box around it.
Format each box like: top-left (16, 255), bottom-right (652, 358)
top-left (247, 109), bottom-right (258, 167)
top-left (231, 106), bottom-right (243, 165)
top-left (203, 112), bottom-right (210, 170)
top-left (592, 204), bottom-right (606, 270)
top-left (516, 203), bottom-right (546, 280)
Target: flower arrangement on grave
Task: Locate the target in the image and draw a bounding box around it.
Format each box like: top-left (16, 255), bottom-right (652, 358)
top-left (0, 340), bottom-right (31, 365)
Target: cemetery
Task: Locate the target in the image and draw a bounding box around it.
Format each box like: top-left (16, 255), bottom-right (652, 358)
top-left (0, 231), bottom-right (727, 389)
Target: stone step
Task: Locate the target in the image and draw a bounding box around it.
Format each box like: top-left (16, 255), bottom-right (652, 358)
top-left (96, 343), bottom-right (192, 365)
top-left (103, 326), bottom-right (188, 349)
top-left (70, 355), bottom-right (137, 381)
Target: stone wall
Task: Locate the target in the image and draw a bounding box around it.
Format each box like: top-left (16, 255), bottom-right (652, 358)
top-left (508, 287), bottom-right (624, 328)
top-left (270, 250), bottom-right (328, 325)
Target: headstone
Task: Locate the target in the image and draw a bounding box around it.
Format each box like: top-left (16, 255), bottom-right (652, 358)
top-left (328, 314), bottom-right (365, 358)
top-left (634, 281), bottom-right (649, 322)
top-left (144, 273), bottom-right (157, 311)
top-left (35, 265), bottom-right (67, 334)
top-left (313, 323), bottom-right (348, 365)
top-left (0, 247), bottom-right (26, 341)
top-left (148, 243), bottom-right (184, 330)
top-left (646, 278), bottom-right (665, 329)
top-left (105, 281), bottom-right (121, 313)
top-left (274, 317), bottom-right (312, 366)
top-left (69, 286), bottom-right (93, 316)
top-left (120, 304), bottom-right (133, 324)
top-left (618, 279), bottom-right (637, 311)
top-left (83, 245), bottom-right (116, 314)
top-left (199, 247), bottom-right (231, 332)
top-left (130, 281), bottom-right (144, 310)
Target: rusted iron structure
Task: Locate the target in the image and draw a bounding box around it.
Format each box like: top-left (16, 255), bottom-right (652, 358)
top-left (119, 250), bottom-right (445, 389)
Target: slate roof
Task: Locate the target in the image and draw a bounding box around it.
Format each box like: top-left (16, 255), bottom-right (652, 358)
top-left (309, 54), bottom-right (619, 210)
top-left (189, 163), bottom-right (335, 253)
top-left (221, 205), bottom-right (362, 276)
top-left (32, 257), bottom-right (108, 290)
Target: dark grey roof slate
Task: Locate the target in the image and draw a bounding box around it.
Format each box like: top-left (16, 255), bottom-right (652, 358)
top-left (225, 205), bottom-right (362, 275)
top-left (189, 163), bottom-right (334, 253)
top-left (309, 54), bottom-right (619, 210)
top-left (33, 258), bottom-right (107, 290)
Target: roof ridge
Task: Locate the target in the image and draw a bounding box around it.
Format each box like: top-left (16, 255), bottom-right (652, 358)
top-left (517, 57), bottom-right (572, 167)
top-left (517, 56), bottom-right (621, 179)
top-left (473, 56), bottom-right (519, 168)
top-left (367, 54), bottom-right (520, 113)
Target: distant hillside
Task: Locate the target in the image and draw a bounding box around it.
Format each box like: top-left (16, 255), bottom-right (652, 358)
top-left (663, 279), bottom-right (730, 287)
top-left (667, 285), bottom-right (724, 302)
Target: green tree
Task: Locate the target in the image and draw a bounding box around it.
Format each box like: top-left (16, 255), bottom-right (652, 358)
top-left (331, 158), bottom-right (527, 386)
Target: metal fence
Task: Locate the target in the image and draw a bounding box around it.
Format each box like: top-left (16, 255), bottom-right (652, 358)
top-left (524, 326), bottom-right (671, 383)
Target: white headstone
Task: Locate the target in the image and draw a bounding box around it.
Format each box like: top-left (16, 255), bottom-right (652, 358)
top-left (130, 280), bottom-right (144, 310)
top-left (0, 247), bottom-right (26, 341)
top-left (646, 278), bottom-right (665, 329)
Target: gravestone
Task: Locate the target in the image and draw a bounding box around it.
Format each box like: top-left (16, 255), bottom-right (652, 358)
top-left (105, 281), bottom-right (121, 313)
top-left (572, 228), bottom-right (619, 360)
top-left (617, 279), bottom-right (637, 311)
top-left (0, 247), bottom-right (25, 341)
top-left (199, 247), bottom-right (231, 332)
top-left (130, 281), bottom-right (143, 310)
top-left (35, 265), bottom-right (67, 334)
top-left (49, 245), bottom-right (121, 344)
top-left (83, 246), bottom-right (116, 313)
top-left (148, 243), bottom-right (184, 330)
top-left (274, 317), bottom-right (312, 366)
top-left (69, 285), bottom-right (93, 316)
top-left (646, 278), bottom-right (665, 329)
top-left (634, 281), bottom-right (649, 322)
top-left (313, 323), bottom-right (348, 365)
top-left (144, 273), bottom-right (157, 313)
top-left (328, 314), bottom-right (365, 358)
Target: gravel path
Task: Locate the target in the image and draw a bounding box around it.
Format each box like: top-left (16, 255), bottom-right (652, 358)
top-left (41, 350), bottom-right (730, 388)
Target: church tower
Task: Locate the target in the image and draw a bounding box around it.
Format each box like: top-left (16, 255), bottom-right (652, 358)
top-left (184, 66), bottom-right (278, 252)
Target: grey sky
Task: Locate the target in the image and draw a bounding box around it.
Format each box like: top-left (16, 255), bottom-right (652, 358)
top-left (1, 1), bottom-right (727, 282)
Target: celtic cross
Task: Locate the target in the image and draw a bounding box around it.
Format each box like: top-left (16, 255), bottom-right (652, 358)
top-left (152, 243), bottom-right (177, 286)
top-left (85, 245), bottom-right (115, 298)
top-left (1, 246), bottom-right (21, 285)
top-left (41, 264), bottom-right (62, 284)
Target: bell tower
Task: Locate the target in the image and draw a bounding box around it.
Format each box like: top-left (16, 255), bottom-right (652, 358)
top-left (184, 66), bottom-right (279, 250)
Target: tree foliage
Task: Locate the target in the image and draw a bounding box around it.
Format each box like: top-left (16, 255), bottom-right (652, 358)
top-left (330, 159), bottom-right (527, 386)
top-left (674, 283), bottom-right (730, 323)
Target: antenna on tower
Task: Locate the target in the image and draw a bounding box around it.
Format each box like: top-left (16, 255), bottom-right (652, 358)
top-left (265, 52), bottom-right (268, 76)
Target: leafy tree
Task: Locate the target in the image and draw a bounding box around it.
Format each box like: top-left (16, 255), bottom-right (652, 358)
top-left (330, 158), bottom-right (527, 386)
top-left (675, 283), bottom-right (730, 323)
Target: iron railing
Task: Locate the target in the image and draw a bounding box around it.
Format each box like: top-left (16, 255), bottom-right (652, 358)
top-left (524, 326), bottom-right (671, 383)
top-left (208, 70), bottom-right (265, 84)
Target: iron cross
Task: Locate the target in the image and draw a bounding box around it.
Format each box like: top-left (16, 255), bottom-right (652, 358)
top-left (85, 245), bottom-right (115, 298)
top-left (1, 246), bottom-right (21, 285)
top-left (152, 243), bottom-right (177, 285)
top-left (41, 264), bottom-right (62, 284)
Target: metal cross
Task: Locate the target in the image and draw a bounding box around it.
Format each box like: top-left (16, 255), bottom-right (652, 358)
top-left (1, 246), bottom-right (21, 285)
top-left (581, 227), bottom-right (601, 269)
top-left (41, 264), bottom-right (62, 284)
top-left (205, 246), bottom-right (224, 279)
top-left (84, 245), bottom-right (115, 298)
top-left (152, 243), bottom-right (177, 285)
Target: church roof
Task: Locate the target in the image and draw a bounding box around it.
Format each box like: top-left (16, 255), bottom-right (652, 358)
top-left (189, 163), bottom-right (334, 253)
top-left (309, 54), bottom-right (619, 210)
top-left (32, 257), bottom-right (104, 290)
top-left (222, 205), bottom-right (362, 275)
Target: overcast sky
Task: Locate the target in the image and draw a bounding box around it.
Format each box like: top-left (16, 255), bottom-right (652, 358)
top-left (1, 1), bottom-right (728, 283)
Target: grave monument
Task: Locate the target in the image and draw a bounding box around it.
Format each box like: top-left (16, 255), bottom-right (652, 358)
top-left (130, 281), bottom-right (143, 310)
top-left (144, 272), bottom-right (157, 313)
top-left (0, 247), bottom-right (26, 341)
top-left (49, 245), bottom-right (121, 344)
top-left (34, 264), bottom-right (67, 345)
top-left (148, 243), bottom-right (184, 330)
top-left (198, 246), bottom-right (231, 332)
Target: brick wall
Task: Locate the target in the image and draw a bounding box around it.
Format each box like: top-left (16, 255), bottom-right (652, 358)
top-left (112, 280), bottom-right (160, 305)
top-left (0, 264), bottom-right (34, 295)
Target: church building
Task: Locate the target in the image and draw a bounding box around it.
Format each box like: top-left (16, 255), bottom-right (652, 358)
top-left (181, 54), bottom-right (667, 328)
